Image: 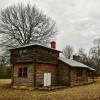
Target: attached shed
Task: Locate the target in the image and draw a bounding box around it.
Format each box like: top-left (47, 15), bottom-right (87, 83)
top-left (58, 57), bottom-right (96, 86)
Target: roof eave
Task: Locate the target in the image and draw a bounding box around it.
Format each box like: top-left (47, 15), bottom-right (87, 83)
top-left (9, 44), bottom-right (61, 52)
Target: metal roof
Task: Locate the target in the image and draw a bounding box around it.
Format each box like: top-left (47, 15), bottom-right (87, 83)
top-left (9, 43), bottom-right (61, 52)
top-left (59, 57), bottom-right (96, 71)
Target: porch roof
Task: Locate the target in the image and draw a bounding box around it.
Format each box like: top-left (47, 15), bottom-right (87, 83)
top-left (59, 57), bottom-right (96, 71)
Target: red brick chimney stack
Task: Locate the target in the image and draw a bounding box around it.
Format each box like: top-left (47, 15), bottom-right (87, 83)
top-left (73, 54), bottom-right (80, 61)
top-left (51, 41), bottom-right (56, 49)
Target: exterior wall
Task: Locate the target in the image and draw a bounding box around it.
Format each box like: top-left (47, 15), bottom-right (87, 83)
top-left (58, 61), bottom-right (70, 86)
top-left (12, 63), bottom-right (34, 87)
top-left (88, 71), bottom-right (94, 82)
top-left (12, 63), bottom-right (58, 87)
top-left (35, 47), bottom-right (59, 64)
top-left (82, 69), bottom-right (88, 81)
top-left (12, 62), bottom-right (93, 88)
top-left (11, 45), bottom-right (60, 87)
top-left (70, 68), bottom-right (88, 86)
top-left (10, 47), bottom-right (36, 63)
top-left (35, 63), bottom-right (58, 86)
top-left (10, 46), bottom-right (59, 64)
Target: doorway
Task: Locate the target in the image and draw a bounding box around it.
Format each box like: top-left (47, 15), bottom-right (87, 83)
top-left (44, 73), bottom-right (51, 86)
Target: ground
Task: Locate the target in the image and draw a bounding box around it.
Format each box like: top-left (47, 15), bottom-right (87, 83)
top-left (0, 79), bottom-right (100, 100)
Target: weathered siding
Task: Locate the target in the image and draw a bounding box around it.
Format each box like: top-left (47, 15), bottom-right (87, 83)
top-left (11, 46), bottom-right (59, 64)
top-left (88, 71), bottom-right (94, 82)
top-left (70, 68), bottom-right (88, 86)
top-left (35, 47), bottom-right (59, 64)
top-left (12, 63), bottom-right (58, 87)
top-left (35, 63), bottom-right (58, 86)
top-left (12, 63), bottom-right (34, 87)
top-left (10, 47), bottom-right (36, 63)
top-left (58, 61), bottom-right (70, 86)
top-left (82, 69), bottom-right (88, 82)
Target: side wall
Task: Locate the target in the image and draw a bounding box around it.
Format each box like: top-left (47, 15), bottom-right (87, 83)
top-left (35, 63), bottom-right (58, 86)
top-left (70, 68), bottom-right (88, 86)
top-left (11, 46), bottom-right (59, 64)
top-left (35, 47), bottom-right (59, 64)
top-left (12, 63), bottom-right (34, 87)
top-left (58, 61), bottom-right (70, 86)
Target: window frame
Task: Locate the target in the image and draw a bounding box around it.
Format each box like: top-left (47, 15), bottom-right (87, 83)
top-left (18, 67), bottom-right (28, 78)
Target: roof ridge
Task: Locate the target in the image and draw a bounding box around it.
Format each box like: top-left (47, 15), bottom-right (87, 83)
top-left (9, 43), bottom-right (61, 52)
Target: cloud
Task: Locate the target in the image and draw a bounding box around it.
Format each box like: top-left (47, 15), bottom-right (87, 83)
top-left (0, 0), bottom-right (100, 54)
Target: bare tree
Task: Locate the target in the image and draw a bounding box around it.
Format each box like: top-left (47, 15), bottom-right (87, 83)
top-left (89, 38), bottom-right (100, 75)
top-left (63, 45), bottom-right (74, 59)
top-left (0, 4), bottom-right (57, 48)
top-left (79, 38), bottom-right (100, 76)
top-left (78, 48), bottom-right (96, 72)
top-left (78, 48), bottom-right (88, 62)
top-left (79, 48), bottom-right (90, 65)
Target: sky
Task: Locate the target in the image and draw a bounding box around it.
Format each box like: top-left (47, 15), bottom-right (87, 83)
top-left (0, 0), bottom-right (100, 53)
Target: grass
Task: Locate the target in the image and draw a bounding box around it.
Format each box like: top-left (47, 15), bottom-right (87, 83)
top-left (0, 78), bottom-right (100, 100)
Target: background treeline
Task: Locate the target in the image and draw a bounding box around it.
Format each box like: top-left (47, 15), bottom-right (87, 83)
top-left (0, 65), bottom-right (11, 79)
top-left (0, 56), bottom-right (11, 79)
top-left (63, 38), bottom-right (100, 76)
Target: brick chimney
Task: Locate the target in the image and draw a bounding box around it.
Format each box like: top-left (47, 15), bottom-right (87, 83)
top-left (51, 41), bottom-right (56, 49)
top-left (73, 54), bottom-right (80, 61)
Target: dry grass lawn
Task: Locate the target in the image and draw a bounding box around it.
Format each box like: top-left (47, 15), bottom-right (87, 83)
top-left (0, 78), bottom-right (100, 100)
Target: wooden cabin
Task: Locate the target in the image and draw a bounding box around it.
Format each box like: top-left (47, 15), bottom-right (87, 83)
top-left (10, 41), bottom-right (95, 88)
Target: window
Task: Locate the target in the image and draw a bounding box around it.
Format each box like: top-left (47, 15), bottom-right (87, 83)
top-left (18, 67), bottom-right (27, 77)
top-left (18, 49), bottom-right (27, 54)
top-left (77, 68), bottom-right (82, 77)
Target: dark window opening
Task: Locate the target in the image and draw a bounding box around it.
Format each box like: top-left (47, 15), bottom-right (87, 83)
top-left (18, 67), bottom-right (27, 77)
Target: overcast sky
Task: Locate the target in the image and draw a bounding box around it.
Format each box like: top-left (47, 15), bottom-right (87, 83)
top-left (0, 0), bottom-right (100, 53)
